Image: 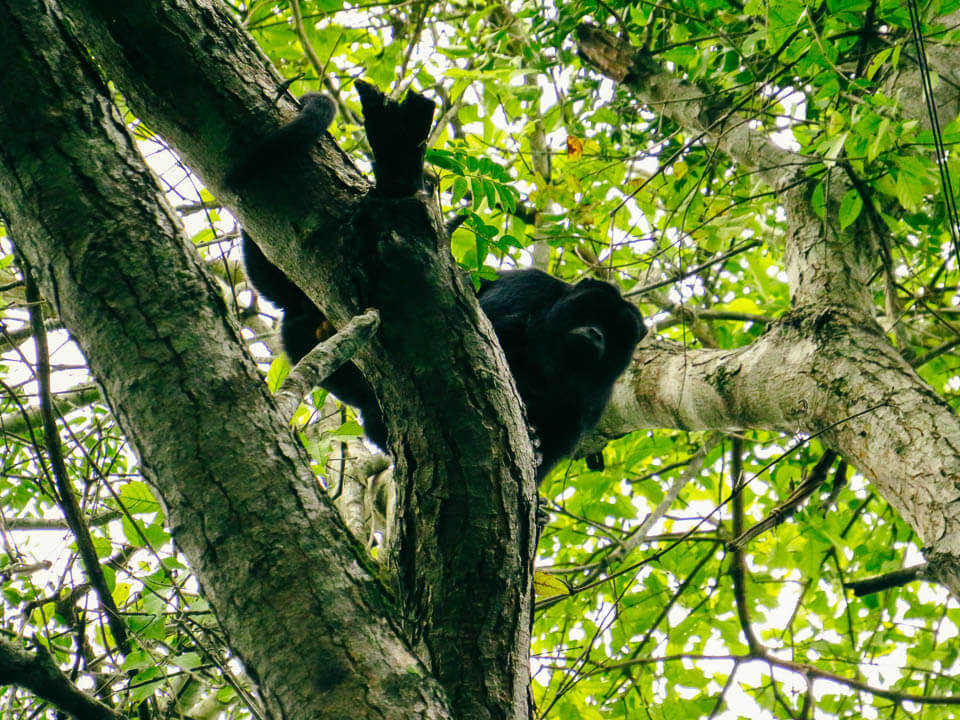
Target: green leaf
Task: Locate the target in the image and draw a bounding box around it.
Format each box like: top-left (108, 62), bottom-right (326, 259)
top-left (838, 189), bottom-right (863, 229)
top-left (267, 354), bottom-right (291, 393)
top-left (812, 180), bottom-right (826, 218)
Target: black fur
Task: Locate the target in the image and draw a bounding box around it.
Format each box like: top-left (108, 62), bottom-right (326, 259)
top-left (227, 94), bottom-right (388, 445)
top-left (476, 270), bottom-right (645, 479)
top-left (225, 94), bottom-right (335, 188)
top-left (229, 93), bottom-right (646, 480)
top-left (240, 233), bottom-right (388, 447)
top-left (244, 246), bottom-right (644, 479)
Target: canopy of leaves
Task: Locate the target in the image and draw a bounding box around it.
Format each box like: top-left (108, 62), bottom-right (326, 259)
top-left (1, 0), bottom-right (960, 718)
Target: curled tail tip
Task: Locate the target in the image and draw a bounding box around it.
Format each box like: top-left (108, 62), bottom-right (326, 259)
top-left (224, 94), bottom-right (335, 189)
top-left (299, 93), bottom-right (336, 131)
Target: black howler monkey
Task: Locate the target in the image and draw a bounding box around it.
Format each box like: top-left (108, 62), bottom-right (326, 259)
top-left (228, 93), bottom-right (645, 480)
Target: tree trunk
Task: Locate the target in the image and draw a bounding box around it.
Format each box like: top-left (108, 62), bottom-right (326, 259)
top-left (0, 0), bottom-right (540, 717)
top-left (0, 2), bottom-right (451, 718)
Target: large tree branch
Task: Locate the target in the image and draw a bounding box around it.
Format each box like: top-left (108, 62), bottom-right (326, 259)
top-left (0, 2), bottom-right (451, 718)
top-left (576, 22), bottom-right (960, 597)
top-left (598, 307), bottom-right (960, 595)
top-left (24, 1), bottom-right (538, 716)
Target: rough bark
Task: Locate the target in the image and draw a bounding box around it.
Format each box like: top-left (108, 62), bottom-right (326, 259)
top-left (578, 23), bottom-right (960, 596)
top-left (0, 2), bottom-right (451, 718)
top-left (3, 1), bottom-right (539, 718)
top-left (602, 312), bottom-right (960, 556)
